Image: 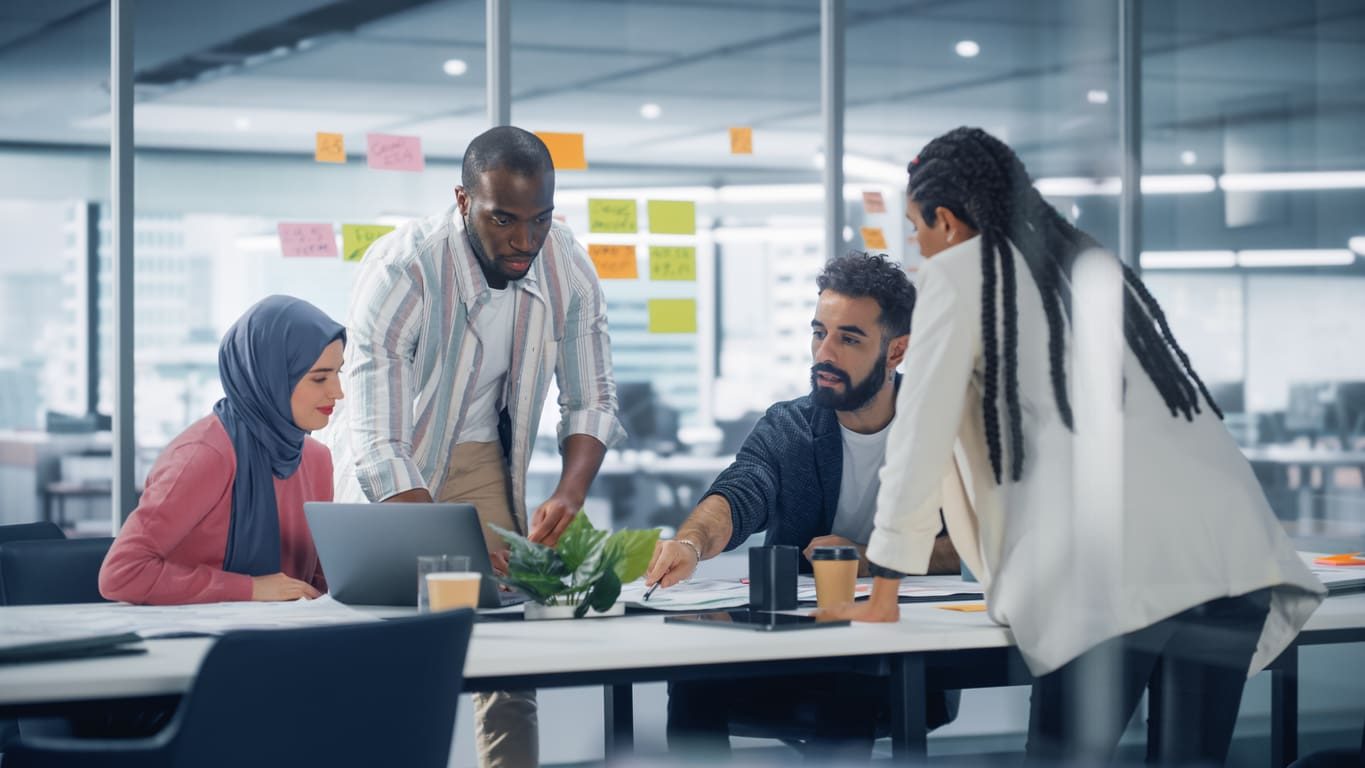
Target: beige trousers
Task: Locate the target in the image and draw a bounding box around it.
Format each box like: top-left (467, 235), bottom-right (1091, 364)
top-left (439, 442), bottom-right (538, 768)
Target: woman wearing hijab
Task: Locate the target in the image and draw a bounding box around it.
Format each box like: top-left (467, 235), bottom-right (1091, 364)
top-left (820, 128), bottom-right (1323, 764)
top-left (100, 295), bottom-right (346, 605)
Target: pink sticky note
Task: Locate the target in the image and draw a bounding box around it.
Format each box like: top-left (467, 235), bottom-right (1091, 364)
top-left (277, 222), bottom-right (337, 258)
top-left (366, 133), bottom-right (425, 172)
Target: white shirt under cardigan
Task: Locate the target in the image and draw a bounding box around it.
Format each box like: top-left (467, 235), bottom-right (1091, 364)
top-left (865, 235), bottom-right (1324, 678)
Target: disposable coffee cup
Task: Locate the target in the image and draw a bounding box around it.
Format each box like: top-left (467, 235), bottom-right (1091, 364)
top-left (426, 572), bottom-right (481, 612)
top-left (811, 545), bottom-right (859, 609)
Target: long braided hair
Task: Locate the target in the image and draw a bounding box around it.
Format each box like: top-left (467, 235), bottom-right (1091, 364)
top-left (907, 127), bottom-right (1223, 485)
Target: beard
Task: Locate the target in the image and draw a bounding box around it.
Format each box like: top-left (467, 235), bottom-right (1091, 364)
top-left (809, 351), bottom-right (888, 412)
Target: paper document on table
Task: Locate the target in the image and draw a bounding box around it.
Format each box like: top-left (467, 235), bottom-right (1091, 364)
top-left (796, 575), bottom-right (985, 602)
top-left (620, 578), bottom-right (749, 611)
top-left (1301, 552), bottom-right (1365, 594)
top-left (1, 596), bottom-right (379, 640)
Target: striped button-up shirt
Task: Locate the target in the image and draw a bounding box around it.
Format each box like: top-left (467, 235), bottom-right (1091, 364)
top-left (324, 205), bottom-right (627, 529)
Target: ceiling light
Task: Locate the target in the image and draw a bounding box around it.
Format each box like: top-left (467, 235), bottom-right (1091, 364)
top-left (1086, 89), bottom-right (1110, 105)
top-left (1034, 174), bottom-right (1217, 196)
top-left (1236, 249), bottom-right (1356, 267)
top-left (232, 116), bottom-right (251, 131)
top-left (1350, 236), bottom-right (1365, 255)
top-left (1140, 250), bottom-right (1237, 269)
top-left (640, 103), bottom-right (661, 120)
top-left (842, 226), bottom-right (854, 242)
top-left (955, 40), bottom-right (980, 58)
top-left (1180, 150), bottom-right (1198, 166)
top-left (1220, 171), bottom-right (1365, 191)
top-left (1142, 174), bottom-right (1217, 194)
top-left (442, 58), bottom-right (468, 77)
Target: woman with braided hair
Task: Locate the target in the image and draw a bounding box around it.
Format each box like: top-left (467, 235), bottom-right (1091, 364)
top-left (819, 127), bottom-right (1323, 763)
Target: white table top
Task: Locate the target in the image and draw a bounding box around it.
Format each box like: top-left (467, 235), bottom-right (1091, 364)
top-left (2, 593), bottom-right (1362, 708)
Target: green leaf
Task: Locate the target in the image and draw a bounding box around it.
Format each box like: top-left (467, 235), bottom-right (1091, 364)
top-left (555, 511), bottom-right (608, 573)
top-left (577, 568), bottom-right (621, 617)
top-left (490, 523), bottom-right (569, 602)
top-left (602, 528), bottom-right (661, 583)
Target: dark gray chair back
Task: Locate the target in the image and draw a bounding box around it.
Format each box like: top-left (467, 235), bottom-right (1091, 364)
top-left (0, 537), bottom-right (113, 605)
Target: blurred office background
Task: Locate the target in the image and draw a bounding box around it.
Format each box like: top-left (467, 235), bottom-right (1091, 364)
top-left (1, 0), bottom-right (1363, 763)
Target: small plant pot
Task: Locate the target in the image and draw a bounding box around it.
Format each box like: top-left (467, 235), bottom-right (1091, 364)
top-left (523, 601), bottom-right (626, 620)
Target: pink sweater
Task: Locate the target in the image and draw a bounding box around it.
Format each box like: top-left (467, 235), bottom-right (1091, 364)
top-left (99, 414), bottom-right (332, 605)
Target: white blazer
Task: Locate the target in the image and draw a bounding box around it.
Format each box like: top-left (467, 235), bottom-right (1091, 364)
top-left (866, 235), bottom-right (1324, 677)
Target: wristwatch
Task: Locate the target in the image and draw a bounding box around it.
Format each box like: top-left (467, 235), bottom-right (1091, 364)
top-left (867, 560), bottom-right (907, 580)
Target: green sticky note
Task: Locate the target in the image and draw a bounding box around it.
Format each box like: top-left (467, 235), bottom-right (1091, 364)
top-left (341, 224), bottom-right (395, 263)
top-left (647, 200), bottom-right (696, 235)
top-left (588, 199), bottom-right (638, 234)
top-left (649, 246), bottom-right (696, 281)
top-left (648, 298), bottom-right (697, 333)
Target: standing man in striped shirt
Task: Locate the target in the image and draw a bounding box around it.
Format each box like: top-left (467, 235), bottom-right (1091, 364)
top-left (327, 126), bottom-right (626, 768)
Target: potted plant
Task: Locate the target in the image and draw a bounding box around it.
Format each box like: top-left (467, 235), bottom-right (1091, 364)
top-left (492, 511), bottom-right (660, 619)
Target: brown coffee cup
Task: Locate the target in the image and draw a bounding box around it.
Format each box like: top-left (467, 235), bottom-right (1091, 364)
top-left (811, 545), bottom-right (859, 609)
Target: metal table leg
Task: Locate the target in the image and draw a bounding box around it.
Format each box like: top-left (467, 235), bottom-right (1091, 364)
top-left (603, 683), bottom-right (634, 761)
top-left (1270, 644), bottom-right (1299, 768)
top-left (890, 654), bottom-right (928, 762)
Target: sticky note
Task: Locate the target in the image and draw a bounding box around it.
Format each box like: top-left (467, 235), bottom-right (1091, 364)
top-left (535, 131), bottom-right (587, 170)
top-left (862, 190), bottom-right (886, 214)
top-left (729, 126), bottom-right (753, 155)
top-left (588, 199), bottom-right (638, 234)
top-left (277, 222), bottom-right (337, 258)
top-left (588, 244), bottom-right (638, 279)
top-left (649, 246), bottom-right (696, 281)
top-left (939, 603), bottom-right (988, 612)
top-left (647, 200), bottom-right (696, 235)
top-left (315, 132), bottom-right (345, 164)
top-left (341, 224), bottom-right (396, 263)
top-left (861, 226), bottom-right (888, 250)
top-left (648, 299), bottom-right (697, 333)
top-left (365, 133), bottom-right (425, 172)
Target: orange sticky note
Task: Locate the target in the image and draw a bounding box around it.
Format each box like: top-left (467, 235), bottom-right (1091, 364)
top-left (862, 190), bottom-right (886, 214)
top-left (315, 132), bottom-right (345, 164)
top-left (536, 131), bottom-right (587, 170)
top-left (588, 244), bottom-right (638, 279)
top-left (861, 227), bottom-right (888, 250)
top-left (729, 126), bottom-right (753, 155)
top-left (939, 603), bottom-right (987, 612)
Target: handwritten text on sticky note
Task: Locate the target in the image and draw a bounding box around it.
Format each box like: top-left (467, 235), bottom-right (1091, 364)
top-left (588, 199), bottom-right (637, 234)
top-left (341, 224), bottom-right (395, 263)
top-left (535, 131), bottom-right (587, 170)
top-left (365, 133), bottom-right (425, 172)
top-left (649, 246), bottom-right (696, 281)
top-left (862, 190), bottom-right (886, 214)
top-left (588, 244), bottom-right (638, 279)
top-left (277, 222), bottom-right (337, 258)
top-left (861, 226), bottom-right (888, 250)
top-left (729, 126), bottom-right (753, 155)
top-left (315, 132), bottom-right (345, 164)
top-left (647, 200), bottom-right (696, 235)
top-left (648, 299), bottom-right (697, 333)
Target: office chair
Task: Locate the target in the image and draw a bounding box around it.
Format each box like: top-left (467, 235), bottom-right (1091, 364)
top-left (0, 538), bottom-right (113, 606)
top-left (6, 609), bottom-right (476, 768)
top-left (0, 522), bottom-right (64, 545)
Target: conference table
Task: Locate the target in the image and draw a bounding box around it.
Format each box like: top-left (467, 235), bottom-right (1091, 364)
top-left (3, 594), bottom-right (1363, 766)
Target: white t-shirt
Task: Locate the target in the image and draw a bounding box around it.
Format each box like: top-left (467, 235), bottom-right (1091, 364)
top-left (457, 286), bottom-right (515, 444)
top-left (830, 422), bottom-right (891, 544)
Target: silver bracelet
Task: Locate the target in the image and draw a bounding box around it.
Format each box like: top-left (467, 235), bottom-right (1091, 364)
top-left (676, 537), bottom-right (703, 564)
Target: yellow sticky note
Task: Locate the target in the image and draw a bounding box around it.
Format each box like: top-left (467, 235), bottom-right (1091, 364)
top-left (341, 224), bottom-right (395, 263)
top-left (649, 246), bottom-right (696, 281)
top-left (648, 299), bottom-right (697, 333)
top-left (535, 131), bottom-right (587, 170)
top-left (729, 126), bottom-right (753, 155)
top-left (939, 603), bottom-right (987, 612)
top-left (648, 200), bottom-right (696, 235)
top-left (315, 132), bottom-right (345, 164)
top-left (588, 199), bottom-right (638, 234)
top-left (861, 226), bottom-right (888, 250)
top-left (588, 244), bottom-right (638, 279)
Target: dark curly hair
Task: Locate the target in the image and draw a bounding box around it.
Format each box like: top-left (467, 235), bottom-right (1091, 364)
top-left (908, 126), bottom-right (1221, 485)
top-left (816, 251), bottom-right (917, 339)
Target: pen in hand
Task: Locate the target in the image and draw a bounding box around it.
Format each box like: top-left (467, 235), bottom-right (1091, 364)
top-left (643, 581), bottom-right (661, 601)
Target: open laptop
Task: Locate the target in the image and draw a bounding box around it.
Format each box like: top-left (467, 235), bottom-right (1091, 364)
top-left (304, 502), bottom-right (524, 609)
